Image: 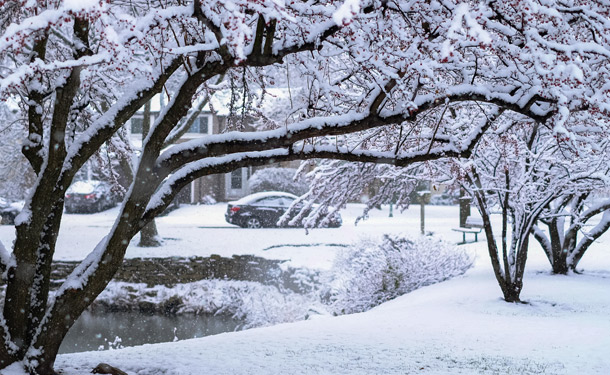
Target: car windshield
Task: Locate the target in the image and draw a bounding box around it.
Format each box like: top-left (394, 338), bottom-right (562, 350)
top-left (67, 181), bottom-right (101, 195)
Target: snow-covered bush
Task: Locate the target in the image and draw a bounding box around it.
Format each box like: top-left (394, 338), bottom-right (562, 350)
top-left (328, 234), bottom-right (473, 315)
top-left (93, 279), bottom-right (326, 330)
top-left (248, 167), bottom-right (309, 196)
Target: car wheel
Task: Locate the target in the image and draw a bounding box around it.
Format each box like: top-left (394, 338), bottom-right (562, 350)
top-left (245, 217), bottom-right (262, 228)
top-left (90, 201), bottom-right (102, 213)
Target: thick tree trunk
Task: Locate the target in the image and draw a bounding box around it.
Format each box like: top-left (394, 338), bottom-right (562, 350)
top-left (139, 220), bottom-right (162, 247)
top-left (18, 59), bottom-right (213, 374)
top-left (26, 204), bottom-right (143, 374)
top-left (137, 101), bottom-right (162, 248)
top-left (552, 260), bottom-right (570, 275)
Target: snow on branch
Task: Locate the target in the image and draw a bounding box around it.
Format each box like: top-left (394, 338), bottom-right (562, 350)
top-left (61, 58), bottom-right (182, 179)
top-left (156, 89), bottom-right (523, 176)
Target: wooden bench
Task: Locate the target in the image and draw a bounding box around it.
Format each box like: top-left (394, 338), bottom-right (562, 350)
top-left (452, 216), bottom-right (484, 244)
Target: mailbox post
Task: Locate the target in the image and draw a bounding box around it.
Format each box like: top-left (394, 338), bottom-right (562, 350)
top-left (417, 190), bottom-right (431, 234)
top-left (459, 188), bottom-right (471, 228)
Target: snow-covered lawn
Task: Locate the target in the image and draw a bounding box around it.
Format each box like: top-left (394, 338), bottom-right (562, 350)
top-left (57, 258), bottom-right (610, 375)
top-left (1, 203), bottom-right (609, 374)
top-left (1, 202), bottom-right (475, 268)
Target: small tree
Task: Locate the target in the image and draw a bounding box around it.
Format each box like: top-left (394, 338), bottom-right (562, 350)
top-left (455, 119), bottom-right (609, 301)
top-left (533, 193), bottom-right (610, 274)
top-left (307, 111), bottom-right (609, 303)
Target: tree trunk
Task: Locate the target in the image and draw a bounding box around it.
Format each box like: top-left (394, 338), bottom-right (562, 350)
top-left (501, 284), bottom-right (523, 303)
top-left (139, 220), bottom-right (162, 247)
top-left (137, 101), bottom-right (162, 248)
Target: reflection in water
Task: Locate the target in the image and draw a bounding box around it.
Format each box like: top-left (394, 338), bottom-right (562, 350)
top-left (60, 311), bottom-right (240, 354)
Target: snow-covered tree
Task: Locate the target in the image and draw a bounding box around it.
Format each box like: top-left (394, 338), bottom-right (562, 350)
top-left (308, 111), bottom-right (609, 303)
top-left (533, 192), bottom-right (610, 274)
top-left (463, 116), bottom-right (610, 300)
top-left (0, 0), bottom-right (609, 373)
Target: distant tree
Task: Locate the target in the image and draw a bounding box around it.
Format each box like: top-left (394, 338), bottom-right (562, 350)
top-left (0, 1), bottom-right (608, 373)
top-left (437, 119), bottom-right (609, 301)
top-left (455, 122), bottom-right (580, 302)
top-left (306, 114), bottom-right (610, 303)
top-left (533, 193), bottom-right (610, 274)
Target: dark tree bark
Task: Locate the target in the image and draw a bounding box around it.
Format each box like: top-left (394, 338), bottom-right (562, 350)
top-left (138, 101), bottom-right (162, 247)
top-left (0, 9), bottom-right (352, 373)
top-left (139, 220), bottom-right (162, 247)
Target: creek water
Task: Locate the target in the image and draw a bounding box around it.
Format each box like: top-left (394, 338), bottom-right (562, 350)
top-left (59, 311), bottom-right (240, 354)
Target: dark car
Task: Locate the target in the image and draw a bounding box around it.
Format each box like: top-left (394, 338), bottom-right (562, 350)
top-left (225, 191), bottom-right (342, 228)
top-left (65, 180), bottom-right (118, 213)
top-left (0, 197), bottom-right (24, 225)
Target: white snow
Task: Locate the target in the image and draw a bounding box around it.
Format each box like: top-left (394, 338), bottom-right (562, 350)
top-left (63, 0), bottom-right (98, 11)
top-left (66, 180), bottom-right (100, 195)
top-left (228, 191), bottom-right (298, 205)
top-left (332, 0), bottom-right (360, 26)
top-left (1, 204), bottom-right (609, 374)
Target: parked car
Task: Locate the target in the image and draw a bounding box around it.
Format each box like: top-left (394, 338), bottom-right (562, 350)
top-left (0, 197), bottom-right (25, 225)
top-left (225, 191), bottom-right (342, 228)
top-left (65, 180), bottom-right (118, 213)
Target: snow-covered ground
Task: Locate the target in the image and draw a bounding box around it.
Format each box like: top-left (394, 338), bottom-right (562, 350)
top-left (1, 202), bottom-right (475, 268)
top-left (1, 203), bottom-right (609, 374)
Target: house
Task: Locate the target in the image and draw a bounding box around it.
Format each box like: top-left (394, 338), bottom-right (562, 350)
top-left (128, 91), bottom-right (295, 203)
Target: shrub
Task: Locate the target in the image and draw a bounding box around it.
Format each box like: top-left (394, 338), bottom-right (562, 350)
top-left (327, 234), bottom-right (473, 315)
top-left (248, 167), bottom-right (309, 196)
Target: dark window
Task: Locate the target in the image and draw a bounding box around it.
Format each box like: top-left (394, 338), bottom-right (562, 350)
top-left (230, 169), bottom-right (242, 190)
top-left (188, 116), bottom-right (209, 133)
top-left (131, 117), bottom-right (143, 134)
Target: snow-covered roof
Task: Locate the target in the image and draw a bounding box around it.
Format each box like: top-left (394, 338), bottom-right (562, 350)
top-left (229, 191), bottom-right (297, 205)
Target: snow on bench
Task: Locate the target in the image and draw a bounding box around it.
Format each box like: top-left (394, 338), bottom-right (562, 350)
top-left (464, 216), bottom-right (484, 228)
top-left (453, 216), bottom-right (484, 244)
